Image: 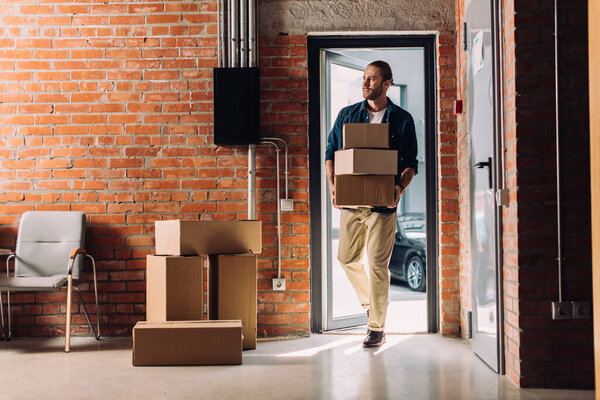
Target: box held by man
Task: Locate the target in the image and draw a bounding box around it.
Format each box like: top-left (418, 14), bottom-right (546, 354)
top-left (334, 148), bottom-right (397, 175)
top-left (343, 123), bottom-right (389, 149)
top-left (334, 175), bottom-right (395, 207)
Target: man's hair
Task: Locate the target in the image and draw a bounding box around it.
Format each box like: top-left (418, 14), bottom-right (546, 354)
top-left (367, 60), bottom-right (393, 85)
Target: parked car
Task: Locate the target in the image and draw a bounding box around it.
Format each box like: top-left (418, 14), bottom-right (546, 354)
top-left (389, 213), bottom-right (427, 292)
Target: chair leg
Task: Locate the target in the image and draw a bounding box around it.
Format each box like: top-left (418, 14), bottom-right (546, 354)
top-left (6, 291), bottom-right (11, 340)
top-left (5, 255), bottom-right (12, 340)
top-left (65, 275), bottom-right (72, 353)
top-left (0, 290), bottom-right (4, 340)
top-left (86, 254), bottom-right (101, 340)
top-left (74, 288), bottom-right (99, 340)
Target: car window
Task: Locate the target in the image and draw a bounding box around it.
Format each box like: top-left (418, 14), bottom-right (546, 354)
top-left (397, 214), bottom-right (426, 239)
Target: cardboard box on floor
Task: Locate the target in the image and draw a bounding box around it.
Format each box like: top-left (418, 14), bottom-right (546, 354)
top-left (154, 220), bottom-right (262, 256)
top-left (208, 253), bottom-right (257, 350)
top-left (146, 255), bottom-right (204, 322)
top-left (343, 123), bottom-right (389, 149)
top-left (334, 175), bottom-right (395, 207)
top-left (334, 148), bottom-right (398, 175)
top-left (132, 320), bottom-right (243, 366)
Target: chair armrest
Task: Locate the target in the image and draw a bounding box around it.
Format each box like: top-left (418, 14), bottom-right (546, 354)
top-left (2, 250), bottom-right (15, 277)
top-left (66, 248), bottom-right (87, 275)
top-left (69, 248), bottom-right (86, 260)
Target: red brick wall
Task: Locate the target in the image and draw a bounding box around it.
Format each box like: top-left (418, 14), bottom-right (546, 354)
top-left (438, 30), bottom-right (460, 336)
top-left (511, 0), bottom-right (592, 388)
top-left (0, 0), bottom-right (310, 337)
top-left (455, 0), bottom-right (593, 388)
top-left (0, 1), bottom-right (460, 339)
top-left (501, 0), bottom-right (520, 385)
top-left (257, 33), bottom-right (310, 336)
top-left (455, 0), bottom-right (471, 340)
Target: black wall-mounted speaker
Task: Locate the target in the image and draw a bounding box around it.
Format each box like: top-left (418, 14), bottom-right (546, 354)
top-left (213, 67), bottom-right (261, 146)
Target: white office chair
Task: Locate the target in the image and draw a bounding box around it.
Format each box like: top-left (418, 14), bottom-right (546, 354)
top-left (0, 211), bottom-right (100, 352)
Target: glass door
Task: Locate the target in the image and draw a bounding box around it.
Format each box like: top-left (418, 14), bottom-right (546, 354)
top-left (467, 0), bottom-right (504, 373)
top-left (321, 48), bottom-right (428, 331)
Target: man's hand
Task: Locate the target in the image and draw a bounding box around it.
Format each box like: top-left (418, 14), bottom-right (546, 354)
top-left (388, 185), bottom-right (404, 208)
top-left (329, 185), bottom-right (340, 209)
top-left (325, 159), bottom-right (340, 209)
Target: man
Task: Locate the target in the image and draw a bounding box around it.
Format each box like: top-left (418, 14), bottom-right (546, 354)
top-left (325, 60), bottom-right (418, 348)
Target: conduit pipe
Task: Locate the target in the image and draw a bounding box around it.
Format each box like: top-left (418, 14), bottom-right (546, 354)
top-left (220, 0), bottom-right (274, 273)
top-left (232, 0), bottom-right (239, 67)
top-left (217, 0), bottom-right (223, 67)
top-left (217, 0), bottom-right (225, 66)
top-left (261, 140), bottom-right (282, 281)
top-left (263, 137), bottom-right (289, 199)
top-left (248, 146), bottom-right (256, 218)
top-left (248, 0), bottom-right (256, 66)
top-left (227, 0), bottom-right (232, 66)
top-left (553, 0), bottom-right (564, 302)
top-left (240, 0), bottom-right (246, 67)
top-left (247, 0), bottom-right (257, 219)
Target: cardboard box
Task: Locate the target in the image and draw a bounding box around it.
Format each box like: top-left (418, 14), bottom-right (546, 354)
top-left (132, 320), bottom-right (243, 366)
top-left (343, 123), bottom-right (389, 149)
top-left (146, 255), bottom-right (204, 322)
top-left (155, 220), bottom-right (262, 256)
top-left (334, 175), bottom-right (395, 207)
top-left (208, 254), bottom-right (257, 350)
top-left (334, 148), bottom-right (397, 175)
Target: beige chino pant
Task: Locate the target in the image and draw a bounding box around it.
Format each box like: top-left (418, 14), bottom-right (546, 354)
top-left (337, 208), bottom-right (397, 332)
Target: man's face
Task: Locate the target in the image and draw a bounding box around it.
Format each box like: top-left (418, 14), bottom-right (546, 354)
top-left (362, 65), bottom-right (390, 101)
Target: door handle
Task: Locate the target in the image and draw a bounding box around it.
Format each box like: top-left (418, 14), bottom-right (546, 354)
top-left (474, 157), bottom-right (493, 189)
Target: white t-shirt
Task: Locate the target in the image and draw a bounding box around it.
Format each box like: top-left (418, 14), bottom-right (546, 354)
top-left (368, 108), bottom-right (386, 124)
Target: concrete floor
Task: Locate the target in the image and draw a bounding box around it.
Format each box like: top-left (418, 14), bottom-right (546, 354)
top-left (0, 334), bottom-right (594, 400)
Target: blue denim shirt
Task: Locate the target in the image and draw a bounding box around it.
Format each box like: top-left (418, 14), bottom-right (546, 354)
top-left (326, 98), bottom-right (419, 213)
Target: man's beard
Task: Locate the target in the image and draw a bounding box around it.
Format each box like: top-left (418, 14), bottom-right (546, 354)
top-left (363, 85), bottom-right (384, 100)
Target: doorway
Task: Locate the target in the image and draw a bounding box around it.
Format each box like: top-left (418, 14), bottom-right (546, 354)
top-left (308, 35), bottom-right (438, 334)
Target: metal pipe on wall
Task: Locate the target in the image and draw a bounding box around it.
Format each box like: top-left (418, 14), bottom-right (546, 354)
top-left (554, 0), bottom-right (564, 302)
top-left (264, 137), bottom-right (289, 199)
top-left (217, 0), bottom-right (221, 67)
top-left (262, 141), bottom-right (282, 280)
top-left (248, 0), bottom-right (256, 67)
top-left (228, 0), bottom-right (233, 67)
top-left (240, 0), bottom-right (247, 67)
top-left (222, 0), bottom-right (228, 67)
top-left (248, 145), bottom-right (256, 219)
top-left (234, 0), bottom-right (240, 67)
top-left (247, 0), bottom-right (257, 219)
top-left (231, 0), bottom-right (238, 67)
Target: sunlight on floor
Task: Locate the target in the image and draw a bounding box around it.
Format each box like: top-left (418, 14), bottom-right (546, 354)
top-left (276, 334), bottom-right (413, 358)
top-left (385, 299), bottom-right (427, 332)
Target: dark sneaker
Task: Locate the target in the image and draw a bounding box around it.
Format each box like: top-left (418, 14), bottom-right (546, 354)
top-left (363, 330), bottom-right (386, 348)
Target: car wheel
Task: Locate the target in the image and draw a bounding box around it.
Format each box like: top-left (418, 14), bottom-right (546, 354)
top-left (405, 256), bottom-right (426, 292)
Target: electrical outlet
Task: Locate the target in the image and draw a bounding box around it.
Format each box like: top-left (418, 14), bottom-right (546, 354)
top-left (272, 278), bottom-right (286, 291)
top-left (551, 301), bottom-right (572, 320)
top-left (572, 301), bottom-right (592, 319)
top-left (280, 199), bottom-right (294, 212)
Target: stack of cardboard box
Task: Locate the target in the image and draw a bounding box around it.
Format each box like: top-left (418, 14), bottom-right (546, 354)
top-left (334, 123), bottom-right (397, 207)
top-left (132, 220), bottom-right (261, 366)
